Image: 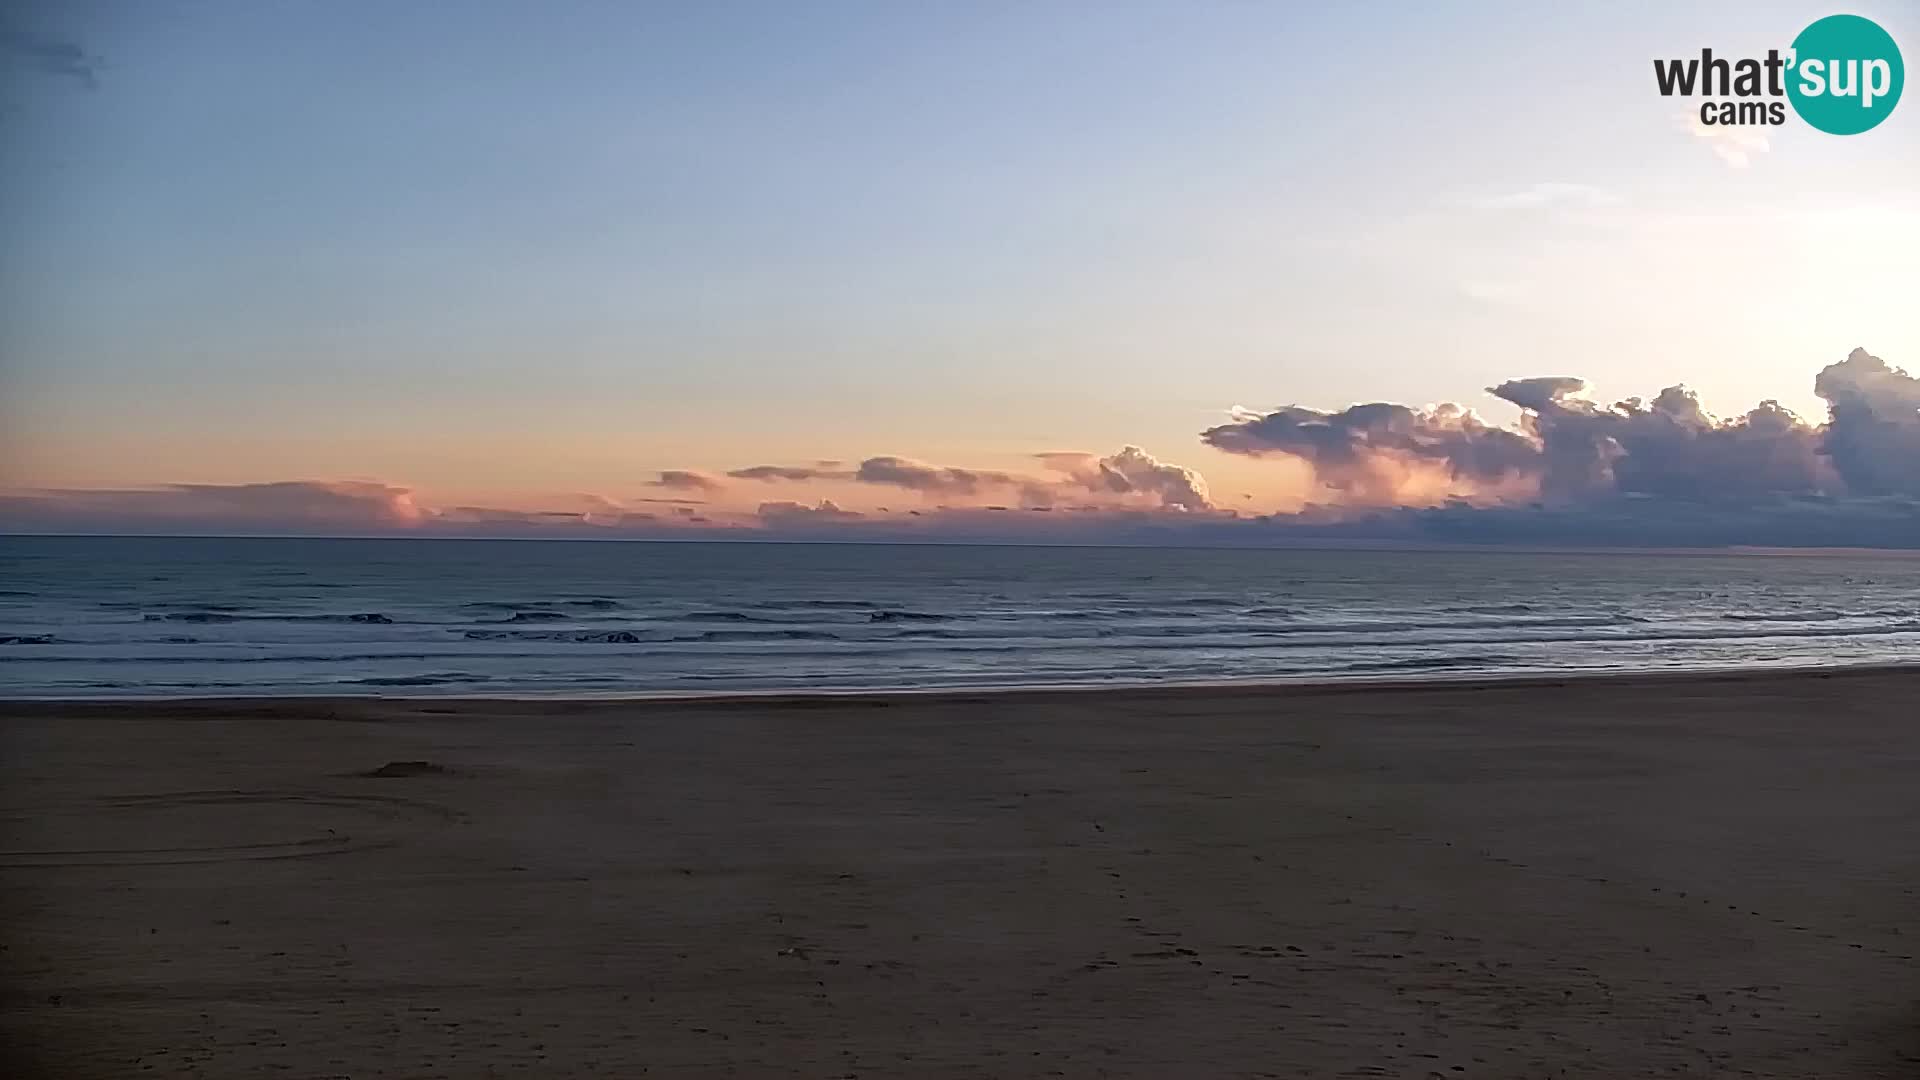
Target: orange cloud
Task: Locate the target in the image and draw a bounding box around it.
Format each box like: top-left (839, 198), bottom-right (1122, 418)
top-left (5, 349), bottom-right (1911, 548)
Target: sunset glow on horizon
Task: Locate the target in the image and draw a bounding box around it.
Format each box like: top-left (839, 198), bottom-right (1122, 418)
top-left (3, 1), bottom-right (1917, 546)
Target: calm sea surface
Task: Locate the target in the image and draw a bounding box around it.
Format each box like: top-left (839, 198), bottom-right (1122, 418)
top-left (2, 536), bottom-right (1917, 697)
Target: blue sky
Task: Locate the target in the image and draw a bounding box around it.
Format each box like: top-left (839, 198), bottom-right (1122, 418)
top-left (2, 1), bottom-right (1916, 541)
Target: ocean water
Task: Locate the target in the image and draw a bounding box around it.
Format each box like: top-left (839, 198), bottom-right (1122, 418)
top-left (2, 535), bottom-right (1918, 697)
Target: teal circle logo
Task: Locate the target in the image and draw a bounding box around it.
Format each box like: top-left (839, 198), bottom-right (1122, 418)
top-left (1787, 14), bottom-right (1903, 134)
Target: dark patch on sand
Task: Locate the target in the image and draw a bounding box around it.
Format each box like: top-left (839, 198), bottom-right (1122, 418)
top-left (360, 760), bottom-right (451, 779)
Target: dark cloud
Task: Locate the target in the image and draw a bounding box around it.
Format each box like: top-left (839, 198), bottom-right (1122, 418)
top-left (1, 25), bottom-right (100, 88)
top-left (853, 457), bottom-right (1025, 496)
top-left (1815, 347), bottom-right (1920, 496)
top-left (1486, 376), bottom-right (1587, 413)
top-left (1203, 402), bottom-right (1536, 502)
top-left (732, 457), bottom-right (1031, 496)
top-left (1210, 349), bottom-right (1888, 512)
top-left (1483, 378), bottom-right (1830, 501)
top-left (647, 470), bottom-right (724, 493)
top-left (729, 464), bottom-right (845, 482)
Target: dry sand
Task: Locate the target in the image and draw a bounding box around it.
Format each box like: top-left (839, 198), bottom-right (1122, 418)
top-left (3, 668), bottom-right (1918, 1078)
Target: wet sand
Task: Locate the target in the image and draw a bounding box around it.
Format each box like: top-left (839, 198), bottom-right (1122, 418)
top-left (3, 668), bottom-right (1918, 1078)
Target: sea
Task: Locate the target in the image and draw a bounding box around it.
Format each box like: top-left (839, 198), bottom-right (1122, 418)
top-left (2, 535), bottom-right (1917, 697)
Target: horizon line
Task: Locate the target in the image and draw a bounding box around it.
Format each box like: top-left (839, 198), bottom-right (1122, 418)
top-left (5, 531), bottom-right (1919, 559)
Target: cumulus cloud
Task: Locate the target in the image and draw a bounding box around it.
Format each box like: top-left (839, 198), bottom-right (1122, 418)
top-left (1486, 376), bottom-right (1587, 413)
top-left (1484, 378), bottom-right (1830, 502)
top-left (1814, 347), bottom-right (1920, 496)
top-left (1209, 347), bottom-right (1899, 516)
top-left (1038, 446), bottom-right (1212, 511)
top-left (729, 464), bottom-right (843, 482)
top-left (1202, 402), bottom-right (1538, 505)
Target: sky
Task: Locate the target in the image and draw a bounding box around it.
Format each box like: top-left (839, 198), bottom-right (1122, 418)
top-left (2, 1), bottom-right (1918, 545)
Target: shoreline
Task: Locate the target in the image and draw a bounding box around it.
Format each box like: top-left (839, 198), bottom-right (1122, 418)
top-left (4, 657), bottom-right (1916, 710)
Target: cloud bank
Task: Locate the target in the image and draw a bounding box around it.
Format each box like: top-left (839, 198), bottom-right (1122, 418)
top-left (4, 349), bottom-right (1916, 549)
top-left (727, 447), bottom-right (1212, 512)
top-left (1206, 348), bottom-right (1906, 512)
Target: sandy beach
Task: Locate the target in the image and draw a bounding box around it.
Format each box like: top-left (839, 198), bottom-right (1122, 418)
top-left (3, 668), bottom-right (1918, 1078)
